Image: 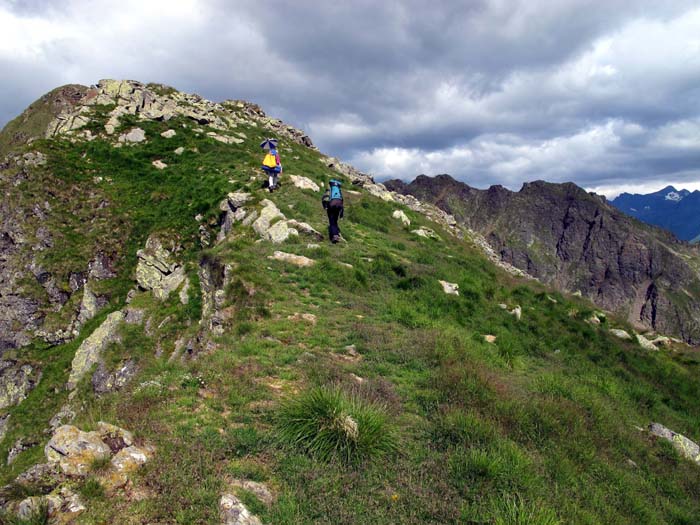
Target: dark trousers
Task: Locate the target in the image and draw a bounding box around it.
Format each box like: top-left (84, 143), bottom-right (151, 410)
top-left (327, 200), bottom-right (343, 241)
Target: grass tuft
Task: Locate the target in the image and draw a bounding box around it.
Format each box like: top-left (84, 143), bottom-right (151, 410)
top-left (277, 386), bottom-right (396, 465)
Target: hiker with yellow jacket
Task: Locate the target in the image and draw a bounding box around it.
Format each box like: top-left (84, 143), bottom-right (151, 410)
top-left (260, 138), bottom-right (282, 192)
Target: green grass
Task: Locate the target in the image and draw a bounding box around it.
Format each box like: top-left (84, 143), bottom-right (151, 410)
top-left (0, 88), bottom-right (699, 524)
top-left (277, 386), bottom-right (396, 464)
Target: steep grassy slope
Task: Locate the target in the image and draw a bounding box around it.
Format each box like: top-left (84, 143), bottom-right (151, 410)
top-left (0, 83), bottom-right (699, 525)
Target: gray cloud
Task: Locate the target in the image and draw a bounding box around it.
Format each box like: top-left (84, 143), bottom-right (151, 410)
top-left (1, 0), bottom-right (699, 197)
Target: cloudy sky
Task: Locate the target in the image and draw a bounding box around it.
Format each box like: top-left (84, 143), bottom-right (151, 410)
top-left (2, 0), bottom-right (700, 197)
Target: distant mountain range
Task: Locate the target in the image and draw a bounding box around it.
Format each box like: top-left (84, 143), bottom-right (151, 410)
top-left (386, 175), bottom-right (700, 342)
top-left (611, 186), bottom-right (700, 242)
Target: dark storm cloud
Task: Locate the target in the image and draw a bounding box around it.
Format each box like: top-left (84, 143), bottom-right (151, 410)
top-left (1, 0), bottom-right (699, 196)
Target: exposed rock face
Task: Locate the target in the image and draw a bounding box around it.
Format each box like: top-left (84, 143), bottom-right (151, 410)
top-left (392, 209), bottom-right (410, 227)
top-left (0, 360), bottom-right (40, 410)
top-left (388, 175), bottom-right (700, 343)
top-left (67, 310), bottom-right (124, 389)
top-left (136, 235), bottom-right (186, 300)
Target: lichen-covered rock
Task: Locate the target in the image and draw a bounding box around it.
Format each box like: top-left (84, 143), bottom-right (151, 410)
top-left (92, 360), bottom-right (138, 395)
top-left (219, 494), bottom-right (262, 525)
top-left (0, 360), bottom-right (39, 410)
top-left (101, 445), bottom-right (151, 490)
top-left (160, 129), bottom-right (176, 138)
top-left (45, 425), bottom-right (111, 476)
top-left (15, 462), bottom-right (62, 493)
top-left (229, 479), bottom-right (276, 506)
top-left (152, 159), bottom-right (168, 170)
top-left (266, 220), bottom-right (299, 244)
top-left (96, 421), bottom-right (134, 452)
top-left (135, 234), bottom-right (185, 300)
top-left (649, 422), bottom-right (700, 465)
top-left (67, 310), bottom-right (124, 389)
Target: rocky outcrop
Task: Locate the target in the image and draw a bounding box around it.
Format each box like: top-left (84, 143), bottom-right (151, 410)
top-left (388, 175), bottom-right (700, 343)
top-left (0, 360), bottom-right (40, 410)
top-left (439, 280), bottom-right (459, 295)
top-left (252, 200), bottom-right (322, 244)
top-left (136, 235), bottom-right (186, 301)
top-left (67, 310), bottom-right (124, 389)
top-left (289, 174), bottom-right (320, 192)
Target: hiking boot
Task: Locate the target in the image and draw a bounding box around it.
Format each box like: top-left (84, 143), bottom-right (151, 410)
top-left (331, 235), bottom-right (340, 244)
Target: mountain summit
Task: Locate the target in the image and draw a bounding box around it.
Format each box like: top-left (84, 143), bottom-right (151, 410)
top-left (0, 80), bottom-right (699, 524)
top-left (612, 186), bottom-right (700, 241)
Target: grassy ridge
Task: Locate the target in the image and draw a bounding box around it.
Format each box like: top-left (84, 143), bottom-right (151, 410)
top-left (0, 102), bottom-right (699, 524)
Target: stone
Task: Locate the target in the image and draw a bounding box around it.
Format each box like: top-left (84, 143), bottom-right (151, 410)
top-left (102, 445), bottom-right (151, 490)
top-left (229, 479), bottom-right (275, 506)
top-left (609, 328), bottom-right (632, 340)
top-left (219, 493), bottom-right (262, 525)
top-left (124, 307), bottom-right (145, 325)
top-left (118, 127), bottom-right (146, 143)
top-left (510, 305), bottom-right (522, 321)
top-left (67, 310), bottom-right (124, 389)
top-left (45, 425), bottom-right (111, 476)
top-left (484, 335), bottom-right (497, 343)
top-left (649, 423), bottom-right (700, 465)
top-left (136, 235), bottom-right (185, 300)
top-left (227, 191), bottom-right (252, 208)
top-left (92, 360), bottom-right (138, 395)
top-left (8, 438), bottom-right (37, 465)
top-left (0, 414), bottom-right (9, 443)
top-left (288, 313), bottom-right (317, 325)
top-left (15, 463), bottom-right (62, 493)
top-left (179, 277), bottom-right (191, 304)
top-left (152, 159), bottom-right (168, 169)
top-left (252, 200), bottom-right (285, 238)
top-left (77, 281), bottom-right (98, 325)
top-left (286, 220), bottom-right (323, 240)
top-left (289, 175), bottom-right (320, 192)
top-left (174, 146), bottom-right (185, 155)
top-left (96, 421), bottom-right (134, 451)
top-left (207, 132), bottom-right (244, 144)
top-left (439, 280), bottom-right (459, 295)
top-left (412, 227), bottom-right (440, 240)
top-left (636, 334), bottom-right (657, 351)
top-left (0, 360), bottom-right (39, 410)
top-left (268, 251), bottom-right (315, 267)
top-left (650, 336), bottom-right (671, 347)
top-left (392, 210), bottom-right (411, 227)
top-left (266, 220), bottom-right (299, 244)
top-left (160, 129), bottom-right (176, 138)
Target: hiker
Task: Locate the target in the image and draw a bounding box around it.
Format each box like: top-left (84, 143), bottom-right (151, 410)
top-left (260, 138), bottom-right (282, 192)
top-left (322, 179), bottom-right (344, 243)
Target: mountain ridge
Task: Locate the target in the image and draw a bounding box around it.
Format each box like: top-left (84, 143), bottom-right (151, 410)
top-left (0, 80), bottom-right (699, 524)
top-left (386, 174), bottom-right (700, 344)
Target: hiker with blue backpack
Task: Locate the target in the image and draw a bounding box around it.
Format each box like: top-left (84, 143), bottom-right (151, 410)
top-left (260, 138), bottom-right (282, 192)
top-left (322, 179), bottom-right (344, 243)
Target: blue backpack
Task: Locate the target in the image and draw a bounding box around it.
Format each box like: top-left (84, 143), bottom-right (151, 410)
top-left (329, 179), bottom-right (343, 200)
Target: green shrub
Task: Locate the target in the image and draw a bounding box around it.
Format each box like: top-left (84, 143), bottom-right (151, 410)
top-left (277, 386), bottom-right (396, 464)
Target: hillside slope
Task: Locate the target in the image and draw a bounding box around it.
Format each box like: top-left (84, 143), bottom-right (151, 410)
top-left (387, 175), bottom-right (700, 344)
top-left (0, 81), bottom-right (699, 525)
